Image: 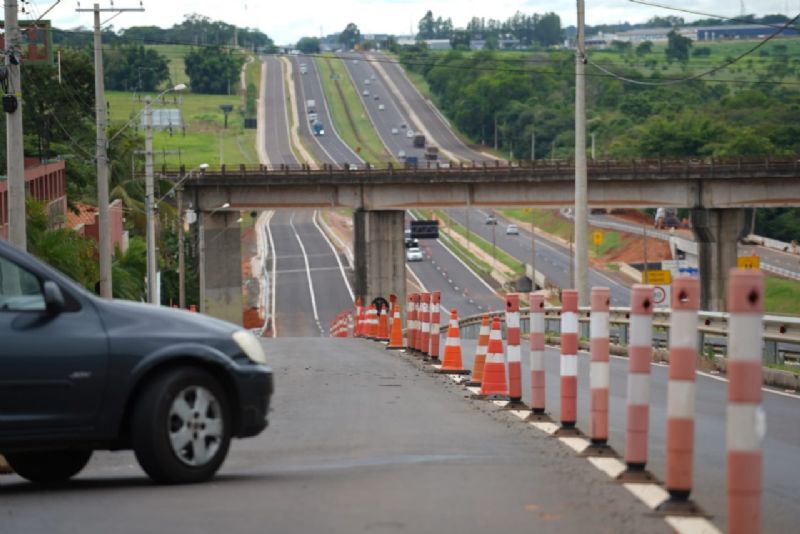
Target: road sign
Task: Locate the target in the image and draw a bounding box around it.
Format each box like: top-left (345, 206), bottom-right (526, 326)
top-left (652, 285), bottom-right (670, 307)
top-left (411, 220), bottom-right (439, 239)
top-left (0, 20), bottom-right (53, 65)
top-left (643, 270), bottom-right (672, 285)
top-left (737, 256), bottom-right (760, 270)
top-left (593, 231), bottom-right (603, 246)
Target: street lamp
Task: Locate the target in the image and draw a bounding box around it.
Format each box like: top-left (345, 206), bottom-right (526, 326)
top-left (145, 83), bottom-right (187, 305)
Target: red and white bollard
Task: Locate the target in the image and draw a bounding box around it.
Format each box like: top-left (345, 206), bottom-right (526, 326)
top-left (408, 293), bottom-right (418, 353)
top-left (727, 269), bottom-right (765, 534)
top-left (355, 298), bottom-right (363, 337)
top-left (420, 293), bottom-right (431, 358)
top-left (557, 289), bottom-right (580, 435)
top-left (503, 294), bottom-right (526, 409)
top-left (618, 285), bottom-right (656, 481)
top-left (429, 291), bottom-right (442, 362)
top-left (584, 287), bottom-right (614, 455)
top-left (657, 277), bottom-right (703, 513)
top-left (527, 292), bottom-right (548, 421)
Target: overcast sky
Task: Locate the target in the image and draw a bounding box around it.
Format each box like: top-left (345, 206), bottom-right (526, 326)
top-left (45, 1), bottom-right (800, 44)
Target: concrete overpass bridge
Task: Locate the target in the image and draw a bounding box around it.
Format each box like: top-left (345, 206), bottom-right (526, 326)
top-left (171, 158), bottom-right (800, 324)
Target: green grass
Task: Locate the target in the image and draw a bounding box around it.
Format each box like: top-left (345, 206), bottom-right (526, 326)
top-left (438, 230), bottom-right (493, 275)
top-left (144, 44), bottom-right (193, 87)
top-left (107, 90), bottom-right (258, 168)
top-left (766, 363), bottom-right (800, 375)
top-left (315, 54), bottom-right (391, 165)
top-left (764, 277), bottom-right (800, 315)
top-left (434, 210), bottom-right (525, 275)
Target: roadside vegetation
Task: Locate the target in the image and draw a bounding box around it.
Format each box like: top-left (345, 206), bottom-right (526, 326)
top-left (764, 277), bottom-right (800, 316)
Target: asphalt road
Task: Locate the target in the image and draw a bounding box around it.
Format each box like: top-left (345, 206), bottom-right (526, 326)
top-left (291, 56), bottom-right (364, 168)
top-left (0, 339), bottom-right (671, 534)
top-left (263, 56), bottom-right (298, 167)
top-left (448, 207), bottom-right (632, 305)
top-left (445, 336), bottom-right (800, 534)
top-left (339, 53), bottom-right (427, 162)
top-left (373, 51), bottom-right (493, 163)
top-left (269, 210), bottom-right (353, 338)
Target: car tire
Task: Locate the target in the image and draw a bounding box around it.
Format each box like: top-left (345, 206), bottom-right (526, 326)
top-left (4, 450), bottom-right (92, 484)
top-left (131, 367), bottom-right (231, 484)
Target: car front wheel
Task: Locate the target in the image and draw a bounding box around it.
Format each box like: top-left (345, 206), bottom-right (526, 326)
top-left (4, 450), bottom-right (92, 484)
top-left (131, 367), bottom-right (231, 484)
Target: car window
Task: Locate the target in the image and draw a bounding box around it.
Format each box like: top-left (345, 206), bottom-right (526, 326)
top-left (0, 256), bottom-right (45, 311)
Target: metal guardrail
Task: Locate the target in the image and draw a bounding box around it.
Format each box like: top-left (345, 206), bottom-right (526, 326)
top-left (448, 307), bottom-right (800, 366)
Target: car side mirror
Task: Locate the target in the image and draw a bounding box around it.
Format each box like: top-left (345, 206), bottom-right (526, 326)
top-left (43, 280), bottom-right (65, 315)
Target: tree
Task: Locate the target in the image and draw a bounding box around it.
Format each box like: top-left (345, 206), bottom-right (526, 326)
top-left (636, 41), bottom-right (653, 56)
top-left (534, 12), bottom-right (562, 46)
top-left (184, 46), bottom-right (245, 94)
top-left (418, 11), bottom-right (435, 39)
top-left (296, 37), bottom-right (321, 54)
top-left (338, 23), bottom-right (361, 48)
top-left (105, 45), bottom-right (170, 91)
top-left (665, 30), bottom-right (692, 64)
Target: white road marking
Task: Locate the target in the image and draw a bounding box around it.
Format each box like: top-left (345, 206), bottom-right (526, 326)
top-left (529, 421), bottom-right (559, 434)
top-left (265, 212), bottom-right (278, 338)
top-left (313, 210), bottom-right (355, 302)
top-left (623, 483), bottom-right (670, 510)
top-left (588, 457), bottom-right (626, 478)
top-left (289, 212), bottom-right (324, 335)
top-left (666, 517), bottom-right (722, 534)
top-left (559, 437), bottom-right (590, 453)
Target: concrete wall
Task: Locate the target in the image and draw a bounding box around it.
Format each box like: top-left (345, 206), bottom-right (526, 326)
top-left (199, 211), bottom-right (243, 326)
top-left (354, 209), bottom-right (405, 305)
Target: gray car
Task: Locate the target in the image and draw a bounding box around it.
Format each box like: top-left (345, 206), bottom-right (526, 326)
top-left (0, 239), bottom-right (273, 485)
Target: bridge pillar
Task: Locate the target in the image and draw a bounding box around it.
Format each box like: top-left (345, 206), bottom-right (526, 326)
top-left (353, 209), bottom-right (406, 305)
top-left (691, 208), bottom-right (747, 311)
top-left (199, 211), bottom-right (243, 326)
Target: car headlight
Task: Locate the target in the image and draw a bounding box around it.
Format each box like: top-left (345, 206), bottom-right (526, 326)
top-left (232, 330), bottom-right (267, 364)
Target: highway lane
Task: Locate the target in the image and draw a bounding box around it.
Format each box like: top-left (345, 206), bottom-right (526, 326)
top-left (0, 339), bottom-right (671, 533)
top-left (339, 53), bottom-right (427, 162)
top-left (373, 51), bottom-right (493, 163)
top-left (263, 56), bottom-right (298, 166)
top-left (291, 56), bottom-right (364, 168)
top-left (447, 337), bottom-right (800, 533)
top-left (448, 207), bottom-right (632, 305)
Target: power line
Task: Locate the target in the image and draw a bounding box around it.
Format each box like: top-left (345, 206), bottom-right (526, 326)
top-left (628, 0), bottom-right (791, 30)
top-left (586, 13), bottom-right (800, 86)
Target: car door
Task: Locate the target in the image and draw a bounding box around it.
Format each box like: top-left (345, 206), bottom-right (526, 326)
top-left (0, 253), bottom-right (109, 433)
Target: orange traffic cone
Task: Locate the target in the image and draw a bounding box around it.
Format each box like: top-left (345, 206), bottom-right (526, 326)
top-left (367, 305), bottom-right (378, 339)
top-left (386, 304), bottom-right (404, 350)
top-left (479, 317), bottom-right (509, 398)
top-left (377, 306), bottom-right (389, 341)
top-left (465, 314), bottom-right (490, 386)
top-left (438, 309), bottom-right (470, 374)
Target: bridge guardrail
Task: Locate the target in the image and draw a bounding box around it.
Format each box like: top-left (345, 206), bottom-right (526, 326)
top-left (448, 307), bottom-right (800, 366)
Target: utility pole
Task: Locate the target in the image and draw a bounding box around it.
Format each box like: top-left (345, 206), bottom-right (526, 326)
top-left (5, 0), bottom-right (25, 250)
top-left (494, 116), bottom-right (498, 151)
top-left (144, 96), bottom-right (157, 304)
top-left (531, 209), bottom-right (536, 290)
top-left (574, 0), bottom-right (589, 305)
top-left (178, 187), bottom-right (186, 309)
top-left (531, 130), bottom-right (535, 161)
top-left (591, 132), bottom-right (596, 160)
top-left (77, 3), bottom-right (144, 298)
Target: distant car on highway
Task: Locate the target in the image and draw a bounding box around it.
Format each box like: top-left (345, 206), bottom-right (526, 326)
top-left (400, 123), bottom-right (407, 129)
top-left (406, 247), bottom-right (424, 262)
top-left (0, 239), bottom-right (273, 485)
top-left (362, 89), bottom-right (370, 97)
top-left (506, 224), bottom-right (519, 235)
top-left (378, 104), bottom-right (385, 111)
top-left (398, 150), bottom-right (406, 158)
top-left (370, 74), bottom-right (376, 80)
top-left (406, 130), bottom-right (414, 138)
top-left (391, 128), bottom-right (399, 135)
top-left (364, 79), bottom-right (370, 85)
top-left (373, 94), bottom-right (380, 100)
top-left (485, 215), bottom-right (498, 225)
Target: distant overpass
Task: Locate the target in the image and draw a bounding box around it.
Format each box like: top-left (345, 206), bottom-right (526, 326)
top-left (173, 158), bottom-right (800, 323)
top-left (176, 158), bottom-right (800, 211)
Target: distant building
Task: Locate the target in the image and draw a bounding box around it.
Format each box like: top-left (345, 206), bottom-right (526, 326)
top-left (0, 158), bottom-right (67, 239)
top-left (66, 199), bottom-right (128, 254)
top-left (469, 38), bottom-right (524, 50)
top-left (693, 24), bottom-right (798, 41)
top-left (424, 39), bottom-right (451, 50)
top-left (395, 35), bottom-right (417, 46)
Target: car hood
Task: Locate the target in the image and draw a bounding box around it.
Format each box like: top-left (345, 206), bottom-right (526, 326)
top-left (93, 298), bottom-right (241, 339)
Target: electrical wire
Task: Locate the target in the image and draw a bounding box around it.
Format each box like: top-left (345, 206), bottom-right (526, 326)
top-left (585, 13), bottom-right (800, 87)
top-left (628, 0), bottom-right (791, 31)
